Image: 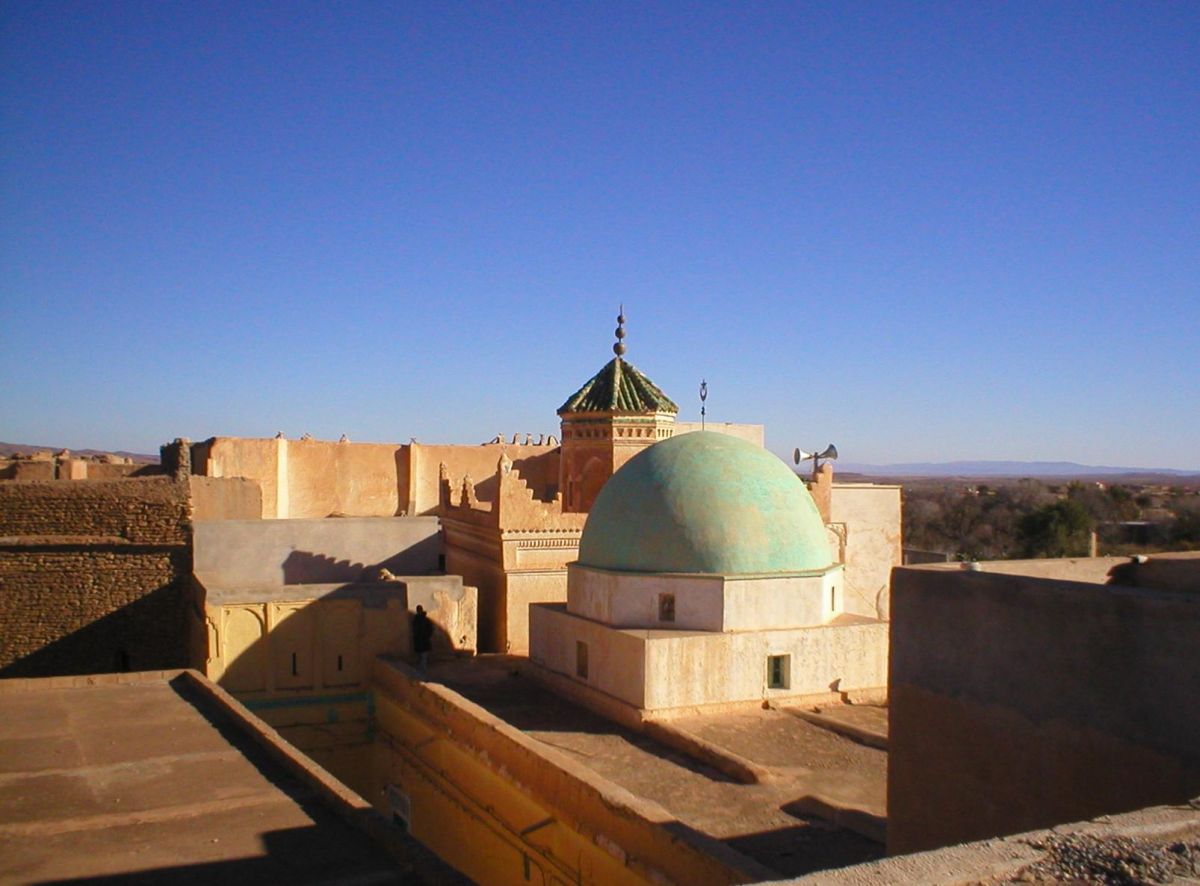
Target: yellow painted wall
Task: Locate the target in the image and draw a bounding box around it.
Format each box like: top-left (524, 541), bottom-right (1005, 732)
top-left (369, 659), bottom-right (763, 885)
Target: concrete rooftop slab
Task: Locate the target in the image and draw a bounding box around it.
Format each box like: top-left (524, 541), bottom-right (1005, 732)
top-left (0, 673), bottom-right (414, 885)
top-left (428, 656), bottom-right (887, 879)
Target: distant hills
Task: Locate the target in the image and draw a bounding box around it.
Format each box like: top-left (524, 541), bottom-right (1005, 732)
top-left (0, 442), bottom-right (158, 463)
top-left (836, 460), bottom-right (1200, 479)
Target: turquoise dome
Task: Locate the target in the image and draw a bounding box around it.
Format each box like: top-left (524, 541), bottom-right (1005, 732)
top-left (578, 431), bottom-right (831, 574)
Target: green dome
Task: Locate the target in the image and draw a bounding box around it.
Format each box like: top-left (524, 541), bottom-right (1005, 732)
top-left (578, 432), bottom-right (831, 574)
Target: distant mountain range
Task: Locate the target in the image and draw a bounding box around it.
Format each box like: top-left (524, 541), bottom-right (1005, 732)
top-left (835, 460), bottom-right (1200, 479)
top-left (0, 442), bottom-right (158, 463)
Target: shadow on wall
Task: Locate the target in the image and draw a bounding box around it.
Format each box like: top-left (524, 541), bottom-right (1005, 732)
top-left (0, 578), bottom-right (196, 679)
top-left (218, 581), bottom-right (457, 694)
top-left (281, 537), bottom-right (441, 585)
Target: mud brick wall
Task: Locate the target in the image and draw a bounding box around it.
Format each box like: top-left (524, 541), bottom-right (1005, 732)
top-left (0, 478), bottom-right (195, 677)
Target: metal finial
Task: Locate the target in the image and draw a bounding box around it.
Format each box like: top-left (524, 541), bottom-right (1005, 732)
top-left (699, 379), bottom-right (707, 430)
top-left (613, 305), bottom-right (627, 356)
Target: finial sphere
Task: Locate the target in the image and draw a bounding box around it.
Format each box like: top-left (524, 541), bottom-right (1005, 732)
top-left (613, 306), bottom-right (627, 356)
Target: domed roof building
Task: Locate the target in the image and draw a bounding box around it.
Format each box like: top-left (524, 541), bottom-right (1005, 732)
top-left (579, 431), bottom-right (831, 575)
top-left (530, 429), bottom-right (889, 717)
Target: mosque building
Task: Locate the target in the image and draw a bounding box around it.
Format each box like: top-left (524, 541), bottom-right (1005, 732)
top-left (2, 312), bottom-right (1197, 883)
top-left (530, 430), bottom-right (888, 716)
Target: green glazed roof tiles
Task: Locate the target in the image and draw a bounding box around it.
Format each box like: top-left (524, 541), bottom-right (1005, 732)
top-left (558, 357), bottom-right (679, 415)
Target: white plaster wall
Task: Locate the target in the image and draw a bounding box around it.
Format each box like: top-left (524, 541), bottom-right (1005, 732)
top-left (721, 571), bottom-right (842, 630)
top-left (529, 603), bottom-right (649, 707)
top-left (642, 621), bottom-right (889, 710)
top-left (568, 564), bottom-right (845, 632)
top-left (568, 566), bottom-right (725, 630)
top-left (830, 484), bottom-right (902, 619)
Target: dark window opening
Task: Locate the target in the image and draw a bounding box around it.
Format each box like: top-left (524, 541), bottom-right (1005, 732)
top-left (658, 593), bottom-right (675, 623)
top-left (576, 641), bottom-right (589, 679)
top-left (291, 652), bottom-right (298, 676)
top-left (767, 654), bottom-right (790, 690)
top-left (337, 654), bottom-right (343, 671)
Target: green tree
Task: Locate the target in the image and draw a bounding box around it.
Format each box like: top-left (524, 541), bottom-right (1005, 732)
top-left (1017, 499), bottom-right (1095, 558)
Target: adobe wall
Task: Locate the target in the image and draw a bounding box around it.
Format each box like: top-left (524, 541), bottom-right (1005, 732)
top-left (407, 441), bottom-right (559, 515)
top-left (195, 436), bottom-right (562, 519)
top-left (829, 483), bottom-right (902, 619)
top-left (202, 576), bottom-right (476, 693)
top-left (285, 439), bottom-right (403, 518)
top-left (888, 560), bottom-right (1200, 854)
top-left (193, 517), bottom-right (440, 588)
top-left (196, 437), bottom-right (282, 516)
top-left (0, 478), bottom-right (194, 677)
top-left (189, 476), bottom-right (262, 521)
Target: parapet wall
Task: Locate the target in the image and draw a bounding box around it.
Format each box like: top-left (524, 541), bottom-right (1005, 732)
top-left (0, 477), bottom-right (189, 543)
top-left (888, 556), bottom-right (1200, 854)
top-left (193, 517), bottom-right (440, 588)
top-left (0, 478), bottom-right (194, 677)
top-left (829, 483), bottom-right (902, 619)
top-left (370, 658), bottom-right (768, 884)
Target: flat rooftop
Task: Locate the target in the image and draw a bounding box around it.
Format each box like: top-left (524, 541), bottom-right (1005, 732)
top-left (0, 672), bottom-right (414, 885)
top-left (429, 656), bottom-right (887, 879)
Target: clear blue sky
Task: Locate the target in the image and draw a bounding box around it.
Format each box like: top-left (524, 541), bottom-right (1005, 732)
top-left (2, 2), bottom-right (1197, 468)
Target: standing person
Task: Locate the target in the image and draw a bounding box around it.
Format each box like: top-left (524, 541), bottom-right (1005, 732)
top-left (411, 605), bottom-right (433, 676)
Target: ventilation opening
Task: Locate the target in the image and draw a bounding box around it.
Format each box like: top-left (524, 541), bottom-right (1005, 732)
top-left (337, 654), bottom-right (343, 672)
top-left (767, 654), bottom-right (791, 690)
top-left (291, 652), bottom-right (298, 677)
top-left (658, 593), bottom-right (675, 623)
top-left (386, 784), bottom-right (411, 832)
top-left (831, 585), bottom-right (837, 612)
top-left (437, 553), bottom-right (446, 571)
top-left (575, 641), bottom-right (589, 679)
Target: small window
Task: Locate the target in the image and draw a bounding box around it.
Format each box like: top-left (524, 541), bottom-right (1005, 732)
top-left (576, 640), bottom-right (589, 679)
top-left (658, 593), bottom-right (676, 623)
top-left (767, 654), bottom-right (790, 690)
top-left (386, 784), bottom-right (411, 832)
top-left (831, 585), bottom-right (837, 612)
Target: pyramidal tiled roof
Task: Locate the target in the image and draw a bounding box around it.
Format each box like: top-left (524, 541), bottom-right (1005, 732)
top-left (558, 357), bottom-right (679, 415)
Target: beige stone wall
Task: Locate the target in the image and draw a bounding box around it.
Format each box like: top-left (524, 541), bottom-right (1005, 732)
top-left (193, 517), bottom-right (440, 588)
top-left (195, 436), bottom-right (408, 518)
top-left (197, 437), bottom-right (282, 516)
top-left (189, 476), bottom-right (262, 521)
top-left (829, 483), bottom-right (902, 619)
top-left (888, 560), bottom-right (1200, 855)
top-left (409, 441), bottom-right (559, 516)
top-left (203, 579), bottom-right (476, 693)
top-left (285, 439), bottom-right (402, 517)
top-left (640, 619), bottom-right (888, 710)
top-left (0, 478), bottom-right (194, 677)
top-left (503, 569), bottom-right (569, 655)
top-left (531, 602), bottom-right (888, 713)
top-left (566, 564), bottom-right (843, 632)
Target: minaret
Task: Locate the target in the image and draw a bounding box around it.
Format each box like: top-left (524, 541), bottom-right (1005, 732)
top-left (557, 308), bottom-right (678, 512)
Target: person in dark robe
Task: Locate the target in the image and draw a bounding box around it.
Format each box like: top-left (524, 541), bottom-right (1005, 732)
top-left (411, 605), bottom-right (433, 675)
